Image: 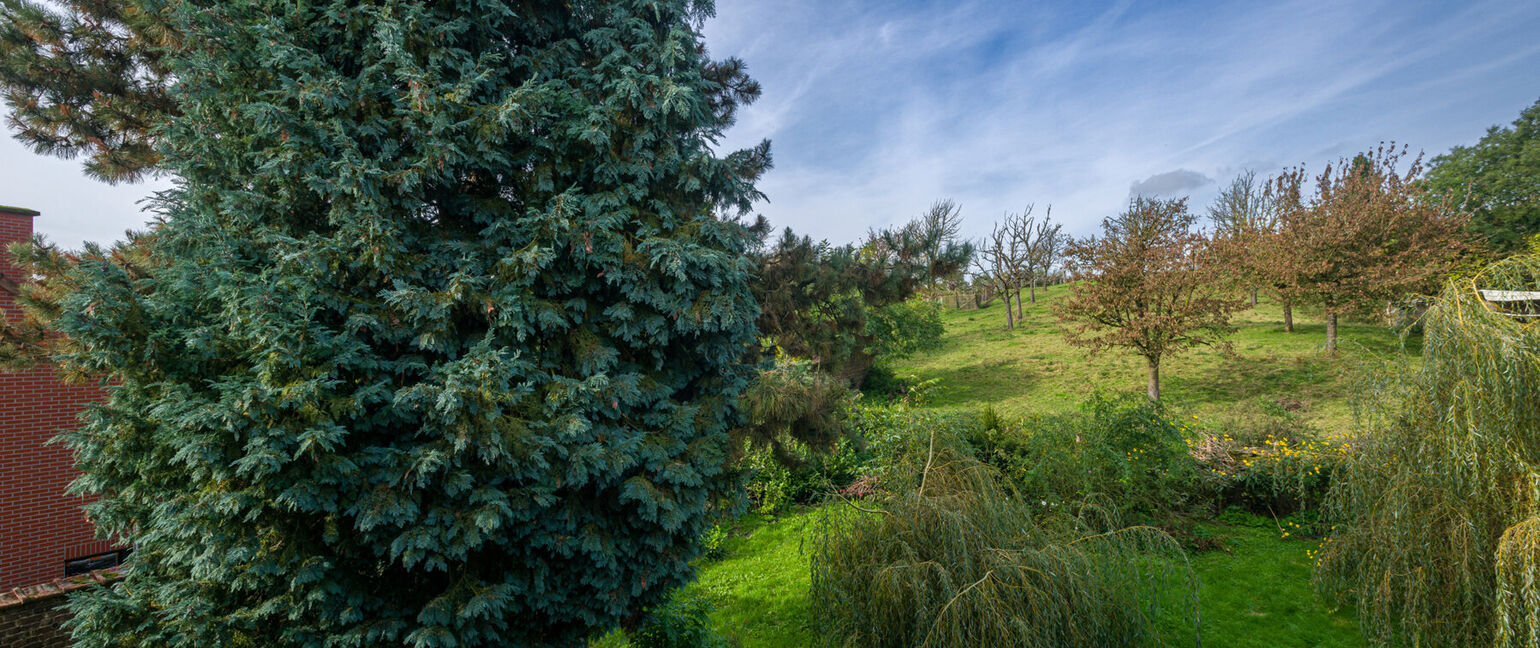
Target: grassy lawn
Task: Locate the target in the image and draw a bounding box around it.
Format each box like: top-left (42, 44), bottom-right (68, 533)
top-left (692, 511), bottom-right (817, 648)
top-left (1187, 522), bottom-right (1362, 647)
top-left (889, 285), bottom-right (1419, 435)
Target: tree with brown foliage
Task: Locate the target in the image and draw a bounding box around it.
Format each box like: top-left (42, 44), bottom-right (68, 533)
top-left (1260, 167), bottom-right (1312, 332)
top-left (1284, 144), bottom-right (1471, 353)
top-left (1056, 197), bottom-right (1244, 400)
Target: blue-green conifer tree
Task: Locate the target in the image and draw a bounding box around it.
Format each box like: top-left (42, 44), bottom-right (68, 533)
top-left (38, 2), bottom-right (769, 646)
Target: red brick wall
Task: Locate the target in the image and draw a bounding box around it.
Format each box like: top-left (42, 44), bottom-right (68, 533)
top-left (1, 209), bottom-right (112, 592)
top-left (1, 210), bottom-right (34, 322)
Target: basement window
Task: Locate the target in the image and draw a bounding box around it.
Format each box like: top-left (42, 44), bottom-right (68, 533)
top-left (64, 548), bottom-right (131, 576)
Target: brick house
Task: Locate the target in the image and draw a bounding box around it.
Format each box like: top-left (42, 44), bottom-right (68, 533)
top-left (0, 205), bottom-right (122, 593)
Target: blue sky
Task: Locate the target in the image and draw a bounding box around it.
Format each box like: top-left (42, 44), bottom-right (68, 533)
top-left (703, 0), bottom-right (1540, 242)
top-left (3, 0), bottom-right (1538, 248)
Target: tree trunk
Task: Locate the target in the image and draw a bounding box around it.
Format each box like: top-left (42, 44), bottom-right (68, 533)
top-left (1283, 300), bottom-right (1294, 333)
top-left (1326, 311), bottom-right (1338, 355)
top-left (1004, 290), bottom-right (1015, 330)
top-left (1015, 287), bottom-right (1023, 319)
top-left (1250, 287), bottom-right (1258, 306)
top-left (1146, 357), bottom-right (1160, 402)
top-left (1030, 279), bottom-right (1037, 303)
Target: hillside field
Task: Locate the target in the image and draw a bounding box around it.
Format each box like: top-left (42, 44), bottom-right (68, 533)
top-left (891, 284), bottom-right (1420, 435)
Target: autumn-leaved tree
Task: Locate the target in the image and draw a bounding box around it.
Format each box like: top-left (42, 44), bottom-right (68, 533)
top-left (1056, 197), bottom-right (1244, 400)
top-left (1259, 167), bottom-right (1312, 332)
top-left (1286, 144), bottom-right (1471, 353)
top-left (4, 2), bottom-right (771, 647)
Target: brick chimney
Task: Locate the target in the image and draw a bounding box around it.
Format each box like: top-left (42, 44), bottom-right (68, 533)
top-left (0, 205), bottom-right (39, 322)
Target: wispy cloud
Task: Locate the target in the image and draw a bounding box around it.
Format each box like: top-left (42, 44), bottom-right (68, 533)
top-left (1, 1), bottom-right (1537, 249)
top-left (706, 0), bottom-right (1540, 242)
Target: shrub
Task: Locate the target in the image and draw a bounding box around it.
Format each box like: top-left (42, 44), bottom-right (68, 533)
top-left (1195, 430), bottom-right (1348, 515)
top-left (743, 403), bottom-right (968, 514)
top-left (969, 393), bottom-right (1210, 523)
top-left (630, 591), bottom-right (734, 648)
top-left (865, 296), bottom-right (946, 359)
top-left (809, 425), bottom-right (1199, 648)
top-left (737, 356), bottom-right (858, 466)
top-left (698, 525), bottom-right (730, 562)
top-left (859, 366), bottom-right (942, 407)
top-left (1314, 254), bottom-right (1540, 648)
top-left (743, 449), bottom-right (837, 515)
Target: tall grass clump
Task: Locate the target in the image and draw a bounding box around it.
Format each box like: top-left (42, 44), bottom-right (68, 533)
top-left (1314, 254), bottom-right (1540, 647)
top-left (808, 423), bottom-right (1199, 648)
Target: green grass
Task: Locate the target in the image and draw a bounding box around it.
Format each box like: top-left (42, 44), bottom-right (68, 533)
top-left (691, 511), bottom-right (816, 647)
top-left (890, 285), bottom-right (1419, 435)
top-left (1187, 522), bottom-right (1362, 647)
top-left (593, 510), bottom-right (818, 648)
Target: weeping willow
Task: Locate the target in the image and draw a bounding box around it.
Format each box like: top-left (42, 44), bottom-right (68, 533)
top-left (809, 430), bottom-right (1199, 648)
top-left (1315, 254), bottom-right (1540, 647)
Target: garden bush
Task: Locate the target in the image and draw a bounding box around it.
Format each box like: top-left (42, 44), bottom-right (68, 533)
top-left (859, 365), bottom-right (943, 406)
top-left (743, 403), bottom-right (969, 513)
top-left (1194, 429), bottom-right (1348, 516)
top-left (630, 591), bottom-right (735, 648)
top-left (809, 423), bottom-right (1199, 648)
top-left (743, 441), bottom-right (864, 515)
top-left (968, 393), bottom-right (1211, 523)
top-left (1191, 398), bottom-right (1347, 516)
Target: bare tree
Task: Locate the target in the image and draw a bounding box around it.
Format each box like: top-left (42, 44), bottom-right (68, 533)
top-left (972, 220), bottom-right (1025, 330)
top-left (1021, 207), bottom-right (1064, 305)
top-left (1208, 170), bottom-right (1274, 306)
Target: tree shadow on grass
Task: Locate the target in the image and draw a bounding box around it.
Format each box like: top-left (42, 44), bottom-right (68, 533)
top-left (894, 356), bottom-right (1041, 409)
top-left (1164, 323), bottom-right (1419, 416)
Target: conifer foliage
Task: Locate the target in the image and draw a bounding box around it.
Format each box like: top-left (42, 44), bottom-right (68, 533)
top-left (751, 218), bottom-right (969, 386)
top-left (0, 0), bottom-right (176, 183)
top-left (23, 2), bottom-right (769, 646)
